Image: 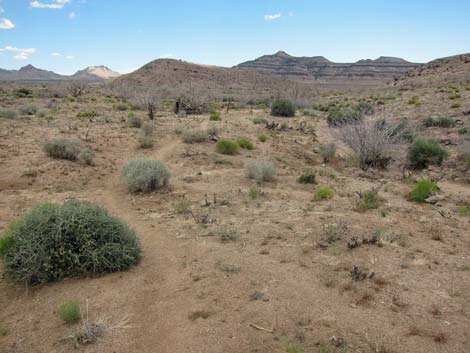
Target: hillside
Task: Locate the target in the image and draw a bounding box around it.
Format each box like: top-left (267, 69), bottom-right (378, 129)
top-left (392, 53), bottom-right (470, 87)
top-left (110, 58), bottom-right (317, 101)
top-left (235, 51), bottom-right (419, 82)
top-left (71, 65), bottom-right (121, 81)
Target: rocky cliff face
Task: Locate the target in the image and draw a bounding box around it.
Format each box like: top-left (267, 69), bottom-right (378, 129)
top-left (235, 51), bottom-right (419, 81)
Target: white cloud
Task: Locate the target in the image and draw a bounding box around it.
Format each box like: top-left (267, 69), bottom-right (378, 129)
top-left (30, 0), bottom-right (71, 9)
top-left (65, 55), bottom-right (74, 59)
top-left (264, 13), bottom-right (281, 21)
top-left (0, 18), bottom-right (14, 29)
top-left (68, 11), bottom-right (76, 19)
top-left (51, 52), bottom-right (61, 56)
top-left (14, 53), bottom-right (29, 60)
top-left (0, 46), bottom-right (36, 60)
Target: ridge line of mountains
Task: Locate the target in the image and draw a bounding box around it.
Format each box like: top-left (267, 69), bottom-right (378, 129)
top-left (1, 51), bottom-right (469, 84)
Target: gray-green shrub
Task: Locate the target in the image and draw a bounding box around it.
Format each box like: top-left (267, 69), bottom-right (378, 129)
top-left (182, 129), bottom-right (208, 143)
top-left (327, 107), bottom-right (363, 127)
top-left (271, 99), bottom-right (296, 117)
top-left (246, 160), bottom-right (275, 183)
top-left (0, 200), bottom-right (141, 284)
top-left (44, 138), bottom-right (80, 161)
top-left (121, 158), bottom-right (170, 193)
top-left (0, 108), bottom-right (17, 119)
top-left (19, 104), bottom-right (38, 116)
top-left (407, 138), bottom-right (448, 169)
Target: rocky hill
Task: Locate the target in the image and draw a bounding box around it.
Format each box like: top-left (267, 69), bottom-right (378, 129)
top-left (392, 53), bottom-right (470, 87)
top-left (71, 65), bottom-right (121, 81)
top-left (235, 51), bottom-right (419, 81)
top-left (110, 58), bottom-right (315, 101)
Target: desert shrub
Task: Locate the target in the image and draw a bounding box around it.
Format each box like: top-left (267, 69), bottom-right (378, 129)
top-left (58, 300), bottom-right (81, 324)
top-left (216, 139), bottom-right (239, 155)
top-left (121, 158), bottom-right (170, 193)
top-left (15, 88), bottom-right (33, 98)
top-left (319, 143), bottom-right (336, 162)
top-left (451, 102), bottom-right (461, 109)
top-left (407, 138), bottom-right (448, 169)
top-left (246, 160), bottom-right (275, 183)
top-left (327, 107), bottom-right (362, 127)
top-left (182, 129), bottom-right (208, 143)
top-left (209, 111), bottom-right (221, 121)
top-left (44, 138), bottom-right (80, 161)
top-left (270, 99), bottom-right (296, 117)
top-left (423, 116), bottom-right (455, 128)
top-left (315, 187), bottom-right (334, 200)
top-left (77, 110), bottom-right (98, 118)
top-left (0, 200), bottom-right (141, 284)
top-left (458, 127), bottom-right (470, 135)
top-left (137, 122), bottom-right (154, 149)
top-left (408, 96), bottom-right (421, 105)
top-left (338, 120), bottom-right (403, 170)
top-left (354, 102), bottom-right (374, 115)
top-left (258, 134), bottom-right (268, 142)
top-left (297, 171), bottom-right (316, 184)
top-left (448, 93), bottom-right (461, 100)
top-left (115, 103), bottom-right (128, 111)
top-left (78, 147), bottom-right (95, 165)
top-left (253, 117), bottom-right (268, 125)
top-left (458, 140), bottom-right (470, 168)
top-left (0, 109), bottom-right (17, 119)
top-left (174, 127), bottom-right (187, 135)
top-left (355, 190), bottom-right (380, 210)
top-left (237, 137), bottom-right (255, 150)
top-left (409, 179), bottom-right (439, 202)
top-left (127, 113), bottom-right (142, 128)
top-left (174, 95), bottom-right (208, 115)
top-left (458, 206), bottom-right (470, 216)
top-left (18, 104), bottom-right (38, 115)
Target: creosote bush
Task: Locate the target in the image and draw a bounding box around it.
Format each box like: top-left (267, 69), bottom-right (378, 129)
top-left (121, 158), bottom-right (170, 193)
top-left (409, 179), bottom-right (439, 202)
top-left (253, 117), bottom-right (268, 125)
top-left (270, 99), bottom-right (296, 117)
top-left (137, 122), bottom-right (155, 149)
top-left (237, 137), bottom-right (255, 150)
top-left (407, 138), bottom-right (448, 169)
top-left (58, 300), bottom-right (81, 324)
top-left (209, 111), bottom-right (221, 121)
top-left (0, 200), bottom-right (141, 284)
top-left (216, 139), bottom-right (239, 155)
top-left (315, 187), bottom-right (334, 200)
top-left (355, 190), bottom-right (380, 210)
top-left (246, 160), bottom-right (275, 183)
top-left (297, 171), bottom-right (316, 184)
top-left (258, 134), bottom-right (268, 142)
top-left (327, 107), bottom-right (362, 127)
top-left (19, 104), bottom-right (38, 116)
top-left (423, 116), bottom-right (455, 128)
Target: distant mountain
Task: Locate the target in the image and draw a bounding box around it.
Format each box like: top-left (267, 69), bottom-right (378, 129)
top-left (235, 51), bottom-right (420, 81)
top-left (71, 65), bottom-right (121, 81)
top-left (0, 64), bottom-right (66, 81)
top-left (0, 64), bottom-right (120, 82)
top-left (392, 53), bottom-right (470, 87)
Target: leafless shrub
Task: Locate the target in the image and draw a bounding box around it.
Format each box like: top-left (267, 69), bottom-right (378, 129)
top-left (337, 119), bottom-right (404, 170)
top-left (140, 94), bottom-right (157, 120)
top-left (68, 82), bottom-right (86, 98)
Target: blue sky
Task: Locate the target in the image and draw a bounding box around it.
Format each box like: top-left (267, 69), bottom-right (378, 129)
top-left (0, 0), bottom-right (469, 74)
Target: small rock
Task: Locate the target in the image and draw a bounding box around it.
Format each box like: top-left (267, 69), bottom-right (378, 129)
top-left (425, 195), bottom-right (445, 204)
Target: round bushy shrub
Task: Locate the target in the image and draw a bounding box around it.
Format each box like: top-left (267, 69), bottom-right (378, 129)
top-left (407, 138), bottom-right (448, 169)
top-left (315, 187), bottom-right (334, 200)
top-left (216, 139), bottom-right (239, 155)
top-left (246, 160), bottom-right (276, 183)
top-left (127, 113), bottom-right (142, 128)
top-left (44, 138), bottom-right (81, 161)
top-left (121, 158), bottom-right (170, 193)
top-left (327, 107), bottom-right (363, 127)
top-left (237, 137), bottom-right (255, 150)
top-left (270, 99), bottom-right (296, 117)
top-left (0, 200), bottom-right (141, 284)
top-left (0, 109), bottom-right (17, 119)
top-left (409, 179), bottom-right (439, 202)
top-left (58, 300), bottom-right (81, 324)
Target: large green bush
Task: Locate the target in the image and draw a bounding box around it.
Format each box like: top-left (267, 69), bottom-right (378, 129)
top-left (216, 139), bottom-right (239, 155)
top-left (121, 158), bottom-right (170, 193)
top-left (44, 138), bottom-right (81, 161)
top-left (409, 179), bottom-right (439, 202)
top-left (0, 200), bottom-right (141, 285)
top-left (270, 99), bottom-right (296, 117)
top-left (407, 138), bottom-right (448, 169)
